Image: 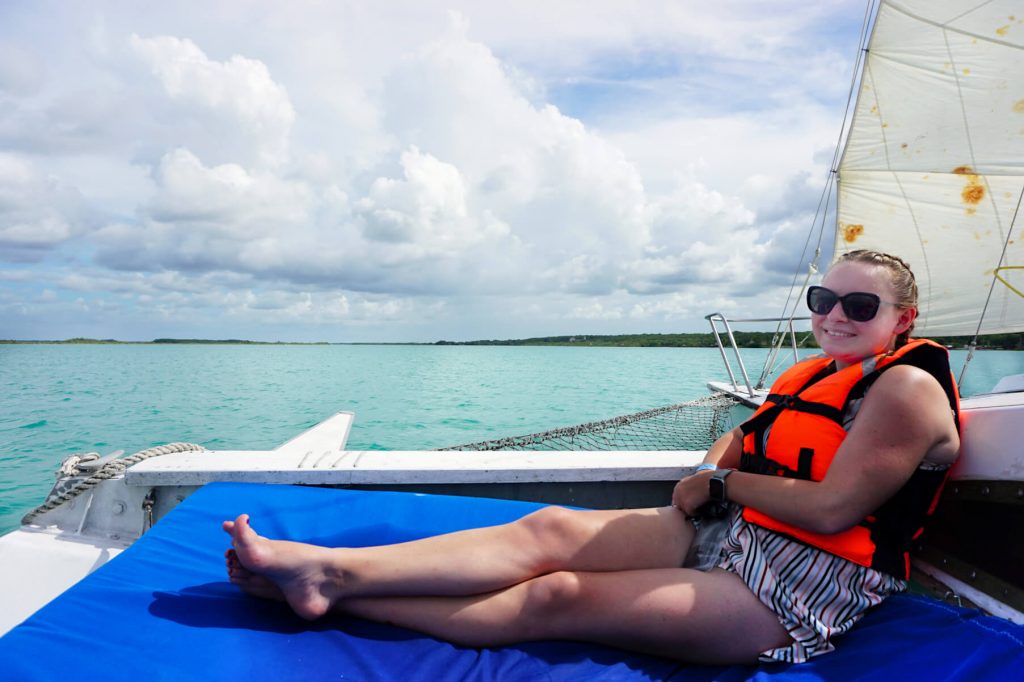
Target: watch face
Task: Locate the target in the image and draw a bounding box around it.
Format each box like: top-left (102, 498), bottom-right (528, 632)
top-left (709, 475), bottom-right (725, 503)
top-left (709, 469), bottom-right (730, 503)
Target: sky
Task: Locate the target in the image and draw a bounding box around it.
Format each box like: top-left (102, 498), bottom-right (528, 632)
top-left (0, 1), bottom-right (865, 342)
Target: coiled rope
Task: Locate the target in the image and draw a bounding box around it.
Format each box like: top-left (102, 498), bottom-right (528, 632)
top-left (21, 442), bottom-right (206, 526)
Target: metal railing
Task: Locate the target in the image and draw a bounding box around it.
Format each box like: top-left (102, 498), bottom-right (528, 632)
top-left (705, 313), bottom-right (809, 398)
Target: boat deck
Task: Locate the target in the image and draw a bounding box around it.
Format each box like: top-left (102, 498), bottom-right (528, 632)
top-left (2, 482), bottom-right (1022, 681)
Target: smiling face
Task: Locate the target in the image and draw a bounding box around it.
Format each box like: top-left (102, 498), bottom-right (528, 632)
top-left (811, 260), bottom-right (917, 369)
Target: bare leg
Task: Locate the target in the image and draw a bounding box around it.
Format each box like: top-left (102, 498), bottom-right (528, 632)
top-left (340, 568), bottom-right (791, 664)
top-left (223, 505), bottom-right (693, 618)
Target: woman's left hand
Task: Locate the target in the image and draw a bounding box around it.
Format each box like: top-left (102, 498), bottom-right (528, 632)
top-left (672, 471), bottom-right (713, 516)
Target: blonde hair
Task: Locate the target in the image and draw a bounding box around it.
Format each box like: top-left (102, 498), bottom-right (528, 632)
top-left (834, 250), bottom-right (918, 347)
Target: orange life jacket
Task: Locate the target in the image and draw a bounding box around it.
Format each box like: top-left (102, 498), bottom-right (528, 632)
top-left (739, 338), bottom-right (960, 578)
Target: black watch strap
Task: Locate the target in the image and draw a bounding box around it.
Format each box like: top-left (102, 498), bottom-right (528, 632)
top-left (709, 468), bottom-right (734, 503)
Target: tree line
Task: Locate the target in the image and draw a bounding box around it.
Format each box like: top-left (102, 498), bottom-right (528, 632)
top-left (434, 332), bottom-right (1024, 350)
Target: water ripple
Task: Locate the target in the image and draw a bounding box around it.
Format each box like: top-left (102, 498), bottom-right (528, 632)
top-left (0, 343), bottom-right (1019, 536)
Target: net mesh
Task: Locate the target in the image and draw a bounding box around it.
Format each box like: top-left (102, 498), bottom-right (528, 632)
top-left (438, 393), bottom-right (741, 451)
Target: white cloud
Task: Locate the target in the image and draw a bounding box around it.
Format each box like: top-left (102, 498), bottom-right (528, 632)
top-left (356, 146), bottom-right (508, 249)
top-left (570, 299), bottom-right (623, 320)
top-left (0, 153), bottom-right (91, 253)
top-left (147, 148), bottom-right (311, 231)
top-left (0, 41), bottom-right (44, 95)
top-left (380, 20), bottom-right (650, 258)
top-left (129, 33), bottom-right (295, 167)
top-left (0, 1), bottom-right (866, 341)
top-left (629, 292), bottom-right (699, 320)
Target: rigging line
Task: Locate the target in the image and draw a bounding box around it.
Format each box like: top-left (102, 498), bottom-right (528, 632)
top-left (811, 0), bottom-right (876, 256)
top-left (959, 183), bottom-right (1024, 386)
top-left (830, 0), bottom-right (880, 184)
top-left (769, 155), bottom-right (833, 359)
top-left (761, 265), bottom-right (818, 383)
top-left (760, 176), bottom-right (835, 383)
top-left (758, 171), bottom-right (832, 386)
top-left (759, 0), bottom-right (876, 386)
top-left (802, 0), bottom-right (876, 272)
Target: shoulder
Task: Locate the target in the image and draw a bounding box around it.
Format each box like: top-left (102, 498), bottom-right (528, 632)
top-left (866, 364), bottom-right (948, 412)
top-left (859, 365), bottom-right (960, 463)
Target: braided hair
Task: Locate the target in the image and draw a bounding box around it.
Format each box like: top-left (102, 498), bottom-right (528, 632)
top-left (834, 250), bottom-right (918, 348)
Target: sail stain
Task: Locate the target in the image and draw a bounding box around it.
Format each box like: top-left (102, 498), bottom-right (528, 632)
top-left (952, 166), bottom-right (985, 209)
top-left (1014, 99), bottom-right (1024, 112)
top-left (842, 223), bottom-right (864, 243)
top-left (996, 25), bottom-right (1010, 36)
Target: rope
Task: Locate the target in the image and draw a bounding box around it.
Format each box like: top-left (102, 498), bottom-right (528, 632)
top-left (21, 443), bottom-right (206, 526)
top-left (959, 183), bottom-right (1024, 386)
top-left (759, 1), bottom-right (876, 387)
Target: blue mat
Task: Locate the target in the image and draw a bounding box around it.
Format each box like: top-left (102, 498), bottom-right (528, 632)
top-left (2, 482), bottom-right (1022, 681)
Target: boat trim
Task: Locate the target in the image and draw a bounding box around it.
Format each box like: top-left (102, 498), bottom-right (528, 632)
top-left (913, 558), bottom-right (1024, 625)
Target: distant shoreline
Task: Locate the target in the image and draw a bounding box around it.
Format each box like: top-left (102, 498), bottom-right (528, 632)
top-left (2, 332), bottom-right (1021, 350)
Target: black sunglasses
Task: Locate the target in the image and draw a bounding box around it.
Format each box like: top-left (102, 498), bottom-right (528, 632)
top-left (806, 286), bottom-right (896, 322)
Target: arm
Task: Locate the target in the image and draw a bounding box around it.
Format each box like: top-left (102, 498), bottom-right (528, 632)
top-left (674, 365), bottom-right (959, 529)
top-left (703, 425), bottom-right (744, 469)
top-left (671, 425), bottom-right (742, 512)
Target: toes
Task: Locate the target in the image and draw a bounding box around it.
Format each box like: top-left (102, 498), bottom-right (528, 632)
top-left (229, 563), bottom-right (254, 580)
top-left (223, 514), bottom-right (252, 539)
top-left (232, 514), bottom-right (255, 544)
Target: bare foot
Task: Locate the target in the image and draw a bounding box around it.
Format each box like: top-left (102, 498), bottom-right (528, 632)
top-left (225, 549), bottom-right (285, 602)
top-left (222, 514), bottom-right (344, 620)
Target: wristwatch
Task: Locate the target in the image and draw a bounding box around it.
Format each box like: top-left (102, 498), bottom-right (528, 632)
top-left (709, 468), bottom-right (734, 503)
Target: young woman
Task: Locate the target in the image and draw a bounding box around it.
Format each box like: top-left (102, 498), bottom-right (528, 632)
top-left (223, 250), bottom-right (960, 664)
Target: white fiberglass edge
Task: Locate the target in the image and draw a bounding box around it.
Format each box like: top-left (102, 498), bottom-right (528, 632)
top-left (0, 528), bottom-right (128, 636)
top-left (126, 450), bottom-right (708, 487)
top-left (952, 391), bottom-right (1024, 481)
top-left (272, 411), bottom-right (353, 455)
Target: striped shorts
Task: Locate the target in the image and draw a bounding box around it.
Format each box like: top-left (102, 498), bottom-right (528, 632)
top-left (718, 508), bottom-right (906, 663)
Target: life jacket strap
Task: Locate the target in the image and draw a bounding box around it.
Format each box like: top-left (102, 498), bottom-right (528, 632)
top-left (739, 393), bottom-right (844, 439)
top-left (741, 447), bottom-right (814, 479)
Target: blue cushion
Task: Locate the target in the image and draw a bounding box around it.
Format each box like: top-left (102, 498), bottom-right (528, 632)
top-left (1, 482), bottom-right (1021, 680)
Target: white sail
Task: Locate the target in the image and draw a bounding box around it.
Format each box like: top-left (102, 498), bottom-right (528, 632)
top-left (836, 0), bottom-right (1024, 335)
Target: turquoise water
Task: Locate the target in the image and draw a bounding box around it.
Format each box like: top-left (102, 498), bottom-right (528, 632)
top-left (1, 344), bottom-right (1021, 534)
